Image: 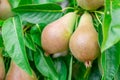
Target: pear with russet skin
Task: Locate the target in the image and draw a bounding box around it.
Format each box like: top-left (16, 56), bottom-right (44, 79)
top-left (0, 0), bottom-right (13, 19)
top-left (77, 0), bottom-right (104, 10)
top-left (41, 12), bottom-right (77, 57)
top-left (6, 61), bottom-right (37, 80)
top-left (0, 50), bottom-right (5, 80)
top-left (69, 12), bottom-right (100, 67)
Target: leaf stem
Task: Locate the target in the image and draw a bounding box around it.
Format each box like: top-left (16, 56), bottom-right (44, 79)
top-left (94, 11), bottom-right (104, 15)
top-left (68, 55), bottom-right (73, 80)
top-left (94, 12), bottom-right (103, 26)
top-left (62, 7), bottom-right (75, 12)
top-left (73, 0), bottom-right (76, 7)
top-left (23, 26), bottom-right (30, 33)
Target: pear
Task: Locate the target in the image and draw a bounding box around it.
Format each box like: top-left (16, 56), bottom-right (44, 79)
top-left (0, 0), bottom-right (13, 19)
top-left (41, 12), bottom-right (77, 57)
top-left (69, 12), bottom-right (100, 67)
top-left (6, 60), bottom-right (37, 80)
top-left (0, 50), bottom-right (5, 80)
top-left (77, 0), bottom-right (104, 10)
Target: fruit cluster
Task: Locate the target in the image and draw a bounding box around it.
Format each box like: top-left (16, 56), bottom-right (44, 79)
top-left (41, 11), bottom-right (101, 68)
top-left (0, 0), bottom-right (103, 79)
top-left (41, 0), bottom-right (104, 68)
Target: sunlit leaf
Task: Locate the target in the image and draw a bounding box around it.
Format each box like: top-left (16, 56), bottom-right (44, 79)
top-left (102, 0), bottom-right (120, 52)
top-left (9, 0), bottom-right (20, 8)
top-left (13, 3), bottom-right (63, 24)
top-left (2, 16), bottom-right (32, 75)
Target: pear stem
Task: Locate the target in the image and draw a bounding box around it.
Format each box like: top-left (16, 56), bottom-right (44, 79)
top-left (94, 11), bottom-right (104, 15)
top-left (44, 52), bottom-right (50, 56)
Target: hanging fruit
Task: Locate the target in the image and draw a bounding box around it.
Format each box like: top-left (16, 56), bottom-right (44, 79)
top-left (77, 0), bottom-right (104, 10)
top-left (6, 61), bottom-right (37, 80)
top-left (69, 12), bottom-right (100, 67)
top-left (41, 12), bottom-right (77, 57)
top-left (0, 0), bottom-right (13, 19)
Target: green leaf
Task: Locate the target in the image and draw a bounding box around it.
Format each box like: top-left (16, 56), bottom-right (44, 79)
top-left (13, 3), bottom-right (63, 24)
top-left (33, 0), bottom-right (64, 4)
top-left (54, 58), bottom-right (67, 80)
top-left (0, 20), bottom-right (3, 26)
top-left (34, 47), bottom-right (58, 80)
top-left (101, 0), bottom-right (120, 52)
top-left (72, 62), bottom-right (86, 80)
top-left (26, 48), bottom-right (34, 61)
top-left (114, 66), bottom-right (120, 80)
top-left (0, 34), bottom-right (3, 48)
top-left (19, 0), bottom-right (32, 5)
top-left (88, 60), bottom-right (101, 80)
top-left (9, 0), bottom-right (20, 8)
top-left (0, 35), bottom-right (3, 47)
top-left (94, 12), bottom-right (104, 46)
top-left (101, 42), bottom-right (120, 80)
top-left (9, 0), bottom-right (64, 8)
top-left (2, 16), bottom-right (32, 75)
top-left (13, 3), bottom-right (62, 11)
top-left (30, 24), bottom-right (42, 46)
top-left (24, 32), bottom-right (36, 51)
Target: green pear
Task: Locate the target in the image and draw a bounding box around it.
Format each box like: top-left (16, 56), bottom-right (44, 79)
top-left (41, 12), bottom-right (77, 57)
top-left (0, 0), bottom-right (13, 19)
top-left (69, 12), bottom-right (100, 67)
top-left (6, 60), bottom-right (37, 80)
top-left (77, 0), bottom-right (104, 10)
top-left (0, 50), bottom-right (5, 80)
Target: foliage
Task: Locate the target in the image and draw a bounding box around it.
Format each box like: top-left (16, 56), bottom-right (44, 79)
top-left (1, 0), bottom-right (120, 80)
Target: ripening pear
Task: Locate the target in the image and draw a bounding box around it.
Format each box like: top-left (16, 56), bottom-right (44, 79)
top-left (6, 61), bottom-right (37, 80)
top-left (77, 0), bottom-right (104, 10)
top-left (69, 12), bottom-right (100, 67)
top-left (0, 0), bottom-right (13, 19)
top-left (0, 50), bottom-right (5, 80)
top-left (41, 12), bottom-right (77, 57)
